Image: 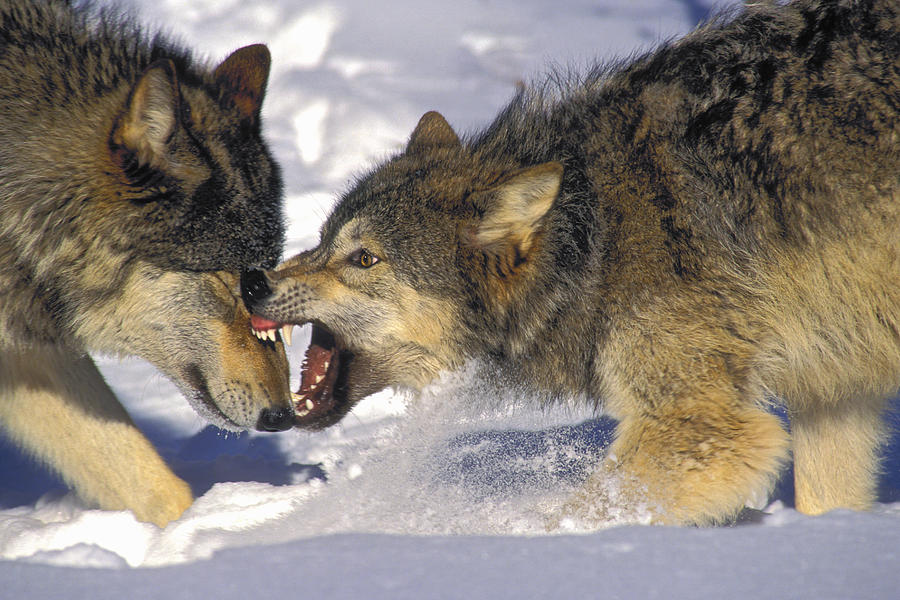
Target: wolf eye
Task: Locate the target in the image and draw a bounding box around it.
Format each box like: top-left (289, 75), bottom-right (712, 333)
top-left (352, 249), bottom-right (380, 269)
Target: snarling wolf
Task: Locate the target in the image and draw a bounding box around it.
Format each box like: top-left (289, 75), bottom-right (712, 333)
top-left (0, 0), bottom-right (291, 526)
top-left (244, 0), bottom-right (900, 525)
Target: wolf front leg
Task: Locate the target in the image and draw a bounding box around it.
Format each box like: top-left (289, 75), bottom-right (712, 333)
top-left (572, 394), bottom-right (790, 526)
top-left (595, 397), bottom-right (789, 525)
top-left (565, 321), bottom-right (790, 526)
top-left (0, 347), bottom-right (192, 527)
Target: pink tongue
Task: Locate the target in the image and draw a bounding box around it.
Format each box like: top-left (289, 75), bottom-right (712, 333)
top-left (250, 314), bottom-right (281, 330)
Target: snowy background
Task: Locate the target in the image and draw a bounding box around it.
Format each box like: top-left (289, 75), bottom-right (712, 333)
top-left (3, 0), bottom-right (900, 597)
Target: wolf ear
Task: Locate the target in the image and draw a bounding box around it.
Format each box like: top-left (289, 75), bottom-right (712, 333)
top-left (110, 59), bottom-right (180, 170)
top-left (213, 44), bottom-right (271, 122)
top-left (471, 162), bottom-right (563, 260)
top-left (406, 111), bottom-right (461, 153)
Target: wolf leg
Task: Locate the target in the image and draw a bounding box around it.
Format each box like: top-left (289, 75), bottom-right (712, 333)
top-left (607, 399), bottom-right (789, 525)
top-left (574, 397), bottom-right (789, 525)
top-left (563, 345), bottom-right (790, 526)
top-left (0, 347), bottom-right (192, 527)
top-left (790, 396), bottom-right (887, 515)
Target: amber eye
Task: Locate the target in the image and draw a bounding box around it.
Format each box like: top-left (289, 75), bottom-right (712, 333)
top-left (353, 249), bottom-right (380, 268)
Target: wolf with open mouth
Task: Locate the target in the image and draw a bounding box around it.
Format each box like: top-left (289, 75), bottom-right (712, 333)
top-left (243, 237), bottom-right (455, 431)
top-left (243, 0), bottom-right (900, 526)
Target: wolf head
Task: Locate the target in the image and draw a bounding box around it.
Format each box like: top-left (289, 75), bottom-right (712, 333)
top-left (104, 44), bottom-right (284, 271)
top-left (97, 45), bottom-right (289, 428)
top-left (0, 34), bottom-right (291, 430)
top-left (242, 112), bottom-right (563, 429)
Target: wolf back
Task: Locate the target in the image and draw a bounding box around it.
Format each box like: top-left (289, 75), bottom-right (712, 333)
top-left (245, 0), bottom-right (900, 525)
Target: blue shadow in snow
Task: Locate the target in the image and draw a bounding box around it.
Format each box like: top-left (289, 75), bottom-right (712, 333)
top-left (434, 417), bottom-right (615, 500)
top-left (0, 423), bottom-right (324, 509)
top-left (3, 398), bottom-right (900, 511)
top-left (171, 426), bottom-right (325, 497)
top-left (0, 435), bottom-right (67, 509)
top-left (438, 398), bottom-right (900, 509)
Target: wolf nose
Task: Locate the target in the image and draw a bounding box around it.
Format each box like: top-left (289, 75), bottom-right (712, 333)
top-left (257, 406), bottom-right (294, 432)
top-left (240, 269), bottom-right (272, 310)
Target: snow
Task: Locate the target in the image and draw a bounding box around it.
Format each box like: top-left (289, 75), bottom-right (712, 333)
top-left (4, 516), bottom-right (900, 599)
top-left (3, 0), bottom-right (900, 597)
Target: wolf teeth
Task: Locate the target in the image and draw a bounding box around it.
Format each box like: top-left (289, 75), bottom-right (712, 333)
top-left (292, 393), bottom-right (316, 418)
top-left (251, 324), bottom-right (293, 344)
top-left (293, 393), bottom-right (310, 417)
top-left (252, 327), bottom-right (279, 343)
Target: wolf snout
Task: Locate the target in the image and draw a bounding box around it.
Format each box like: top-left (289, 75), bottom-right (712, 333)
top-left (240, 268), bottom-right (272, 311)
top-left (256, 405), bottom-right (294, 432)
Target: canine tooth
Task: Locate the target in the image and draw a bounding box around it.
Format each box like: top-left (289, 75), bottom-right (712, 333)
top-left (281, 325), bottom-right (294, 346)
top-left (314, 374), bottom-right (324, 385)
top-left (297, 408), bottom-right (310, 417)
top-left (306, 399), bottom-right (315, 411)
top-left (322, 360), bottom-right (330, 371)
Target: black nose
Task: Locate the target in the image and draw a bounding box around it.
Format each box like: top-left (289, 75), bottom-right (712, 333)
top-left (256, 406), bottom-right (294, 432)
top-left (240, 268), bottom-right (272, 311)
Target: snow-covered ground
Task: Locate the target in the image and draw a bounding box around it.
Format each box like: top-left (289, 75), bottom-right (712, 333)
top-left (3, 0), bottom-right (900, 597)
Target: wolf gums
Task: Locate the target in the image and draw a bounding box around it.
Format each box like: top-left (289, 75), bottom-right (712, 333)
top-left (245, 0), bottom-right (900, 525)
top-left (0, 0), bottom-right (290, 526)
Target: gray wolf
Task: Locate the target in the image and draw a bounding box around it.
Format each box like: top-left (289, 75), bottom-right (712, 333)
top-left (0, 0), bottom-right (291, 527)
top-left (243, 0), bottom-right (900, 525)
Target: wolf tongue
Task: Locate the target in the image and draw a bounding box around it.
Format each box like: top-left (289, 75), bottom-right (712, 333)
top-left (298, 344), bottom-right (334, 397)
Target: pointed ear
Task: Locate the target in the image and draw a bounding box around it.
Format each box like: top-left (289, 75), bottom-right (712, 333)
top-left (406, 111), bottom-right (461, 153)
top-left (110, 59), bottom-right (180, 168)
top-left (472, 162), bottom-right (563, 258)
top-left (213, 44), bottom-right (271, 121)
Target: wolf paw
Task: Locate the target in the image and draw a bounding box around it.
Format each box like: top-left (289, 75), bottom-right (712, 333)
top-left (132, 477), bottom-right (194, 528)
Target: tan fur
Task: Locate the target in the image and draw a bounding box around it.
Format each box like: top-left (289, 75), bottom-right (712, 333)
top-left (1, 267), bottom-right (290, 526)
top-left (270, 224), bottom-right (462, 390)
top-left (1, 1), bottom-right (290, 525)
top-left (474, 163), bottom-right (563, 253)
top-left (763, 240), bottom-right (900, 515)
top-left (246, 0), bottom-right (900, 525)
top-left (0, 349), bottom-right (192, 527)
top-left (113, 62), bottom-right (179, 164)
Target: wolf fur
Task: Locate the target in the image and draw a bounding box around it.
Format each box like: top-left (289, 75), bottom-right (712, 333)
top-left (0, 0), bottom-right (291, 526)
top-left (244, 0), bottom-right (900, 525)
